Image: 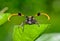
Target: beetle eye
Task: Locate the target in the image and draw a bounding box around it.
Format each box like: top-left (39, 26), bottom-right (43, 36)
top-left (18, 13), bottom-right (22, 16)
top-left (31, 16), bottom-right (33, 18)
top-left (37, 12), bottom-right (40, 16)
top-left (26, 16), bottom-right (28, 18)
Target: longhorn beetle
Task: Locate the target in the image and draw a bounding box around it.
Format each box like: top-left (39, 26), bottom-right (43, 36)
top-left (8, 12), bottom-right (50, 31)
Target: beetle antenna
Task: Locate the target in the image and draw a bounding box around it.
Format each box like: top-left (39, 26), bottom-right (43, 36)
top-left (8, 13), bottom-right (24, 21)
top-left (8, 14), bottom-right (18, 21)
top-left (41, 13), bottom-right (50, 20)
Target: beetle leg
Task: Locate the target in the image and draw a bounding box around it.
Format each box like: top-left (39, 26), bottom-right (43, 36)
top-left (36, 21), bottom-right (40, 27)
top-left (18, 22), bottom-right (24, 33)
top-left (20, 22), bottom-right (25, 31)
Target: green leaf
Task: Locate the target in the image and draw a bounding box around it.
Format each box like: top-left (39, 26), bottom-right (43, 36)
top-left (36, 33), bottom-right (60, 41)
top-left (0, 13), bottom-right (10, 25)
top-left (13, 24), bottom-right (49, 41)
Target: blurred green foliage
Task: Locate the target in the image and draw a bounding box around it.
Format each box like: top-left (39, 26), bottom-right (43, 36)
top-left (0, 0), bottom-right (60, 41)
top-left (13, 24), bottom-right (49, 41)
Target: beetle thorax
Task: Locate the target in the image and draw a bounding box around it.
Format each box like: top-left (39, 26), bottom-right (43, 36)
top-left (26, 16), bottom-right (36, 24)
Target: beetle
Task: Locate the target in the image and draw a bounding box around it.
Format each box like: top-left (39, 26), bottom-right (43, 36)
top-left (8, 12), bottom-right (50, 31)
